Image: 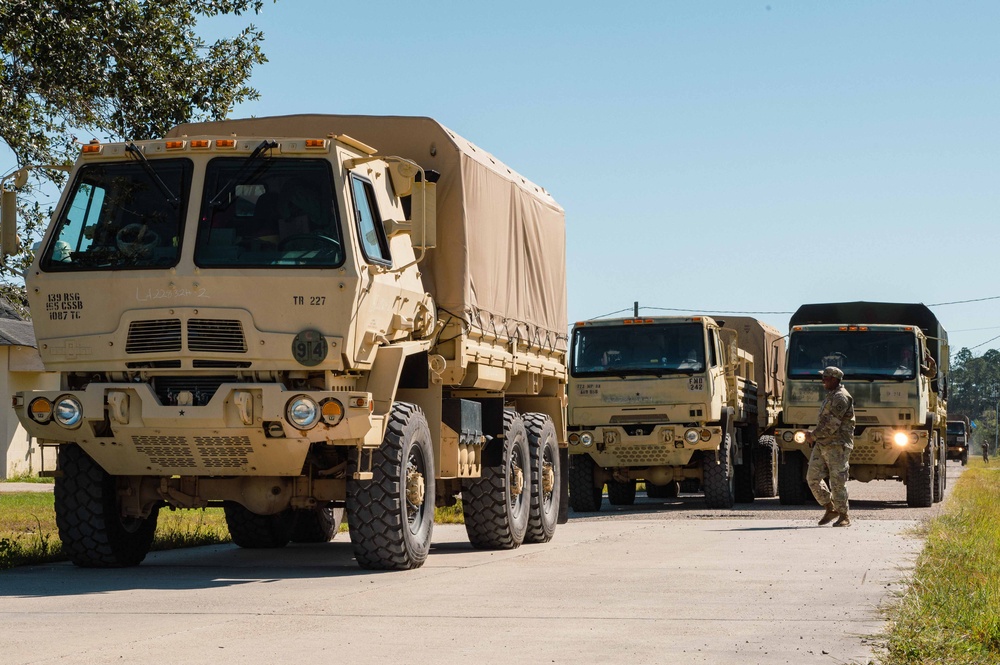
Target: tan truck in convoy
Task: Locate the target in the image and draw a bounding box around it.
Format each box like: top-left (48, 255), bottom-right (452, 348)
top-left (776, 302), bottom-right (948, 508)
top-left (945, 416), bottom-right (970, 466)
top-left (0, 115), bottom-right (569, 570)
top-left (566, 314), bottom-right (785, 510)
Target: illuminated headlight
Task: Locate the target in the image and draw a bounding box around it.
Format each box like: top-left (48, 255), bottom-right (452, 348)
top-left (782, 431), bottom-right (794, 443)
top-left (320, 398), bottom-right (344, 426)
top-left (286, 396), bottom-right (320, 429)
top-left (793, 431), bottom-right (807, 444)
top-left (54, 396), bottom-right (83, 428)
top-left (580, 432), bottom-right (594, 447)
top-left (684, 428), bottom-right (700, 444)
top-left (893, 431), bottom-right (909, 447)
top-left (957, 447), bottom-right (964, 452)
top-left (28, 398), bottom-right (53, 424)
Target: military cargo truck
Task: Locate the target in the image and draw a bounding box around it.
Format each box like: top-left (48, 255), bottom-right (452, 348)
top-left (946, 416), bottom-right (970, 466)
top-left (1, 115), bottom-right (569, 570)
top-left (566, 315), bottom-right (785, 510)
top-left (775, 302), bottom-right (948, 508)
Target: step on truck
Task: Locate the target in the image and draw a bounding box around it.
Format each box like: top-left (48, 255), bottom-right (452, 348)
top-left (775, 302), bottom-right (948, 508)
top-left (566, 315), bottom-right (785, 510)
top-left (946, 416), bottom-right (970, 466)
top-left (1, 114), bottom-right (569, 569)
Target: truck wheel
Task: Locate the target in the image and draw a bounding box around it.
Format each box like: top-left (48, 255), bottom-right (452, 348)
top-left (462, 409), bottom-right (530, 549)
top-left (680, 478), bottom-right (701, 494)
top-left (703, 433), bottom-right (735, 509)
top-left (753, 436), bottom-right (779, 498)
top-left (906, 444), bottom-right (934, 508)
top-left (646, 481), bottom-right (679, 498)
top-left (607, 479), bottom-right (637, 505)
top-left (734, 432), bottom-right (756, 504)
top-left (933, 437), bottom-right (946, 503)
top-left (523, 413), bottom-right (559, 544)
top-left (347, 402), bottom-right (434, 569)
top-left (568, 454), bottom-right (603, 512)
top-left (224, 503), bottom-right (293, 548)
top-left (290, 506), bottom-right (345, 543)
top-left (54, 444), bottom-right (159, 568)
top-left (778, 451), bottom-right (808, 505)
top-left (962, 450), bottom-right (968, 466)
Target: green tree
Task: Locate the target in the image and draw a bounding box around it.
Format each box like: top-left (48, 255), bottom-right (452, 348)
top-left (948, 347), bottom-right (1000, 449)
top-left (1, 0), bottom-right (272, 315)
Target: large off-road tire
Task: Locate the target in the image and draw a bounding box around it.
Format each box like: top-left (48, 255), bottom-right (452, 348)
top-left (753, 436), bottom-right (779, 498)
top-left (54, 444), bottom-right (159, 568)
top-left (906, 443), bottom-right (935, 508)
top-left (680, 478), bottom-right (701, 494)
top-left (462, 409), bottom-right (530, 549)
top-left (224, 502), bottom-right (293, 548)
top-left (962, 450), bottom-right (968, 466)
top-left (703, 433), bottom-right (735, 509)
top-left (290, 506), bottom-right (345, 543)
top-left (568, 453), bottom-right (603, 512)
top-left (734, 433), bottom-right (755, 504)
top-left (607, 479), bottom-right (637, 505)
top-left (778, 451), bottom-right (809, 505)
top-left (933, 436), bottom-right (946, 503)
top-left (347, 402), bottom-right (434, 570)
top-left (523, 413), bottom-right (560, 544)
top-left (646, 481), bottom-right (680, 498)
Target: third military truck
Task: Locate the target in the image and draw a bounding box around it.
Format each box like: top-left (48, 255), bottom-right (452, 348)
top-left (3, 114), bottom-right (568, 570)
top-left (946, 416), bottom-right (971, 466)
top-left (566, 315), bottom-right (785, 510)
top-left (775, 302), bottom-right (948, 508)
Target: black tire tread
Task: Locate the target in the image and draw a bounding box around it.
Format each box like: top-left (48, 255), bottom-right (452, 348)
top-left (778, 451), bottom-right (808, 505)
top-left (906, 443), bottom-right (934, 508)
top-left (753, 436), bottom-right (779, 498)
top-left (523, 412), bottom-right (559, 544)
top-left (607, 479), bottom-right (637, 505)
top-left (703, 434), bottom-right (735, 509)
top-left (568, 454), bottom-right (603, 512)
top-left (223, 503), bottom-right (293, 549)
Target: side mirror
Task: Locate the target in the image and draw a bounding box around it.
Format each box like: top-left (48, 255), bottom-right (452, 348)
top-left (409, 180), bottom-right (436, 249)
top-left (717, 328), bottom-right (739, 368)
top-left (0, 188), bottom-right (20, 257)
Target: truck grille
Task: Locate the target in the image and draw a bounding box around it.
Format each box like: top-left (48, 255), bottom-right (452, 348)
top-left (126, 319), bottom-right (181, 353)
top-left (188, 319), bottom-right (247, 353)
top-left (125, 318), bottom-right (248, 355)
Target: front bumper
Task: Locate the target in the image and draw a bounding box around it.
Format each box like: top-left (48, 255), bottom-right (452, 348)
top-left (567, 424), bottom-right (722, 468)
top-left (775, 426), bottom-right (929, 466)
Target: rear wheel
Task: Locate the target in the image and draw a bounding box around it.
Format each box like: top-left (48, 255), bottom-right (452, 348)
top-left (524, 413), bottom-right (560, 544)
top-left (568, 454), bottom-right (603, 512)
top-left (906, 444), bottom-right (934, 508)
top-left (347, 402), bottom-right (434, 569)
top-left (646, 481), bottom-right (679, 498)
top-left (753, 436), bottom-right (779, 498)
top-left (703, 432), bottom-right (735, 509)
top-left (224, 503), bottom-right (293, 549)
top-left (54, 445), bottom-right (159, 567)
top-left (607, 479), bottom-right (637, 505)
top-left (290, 506), bottom-right (345, 543)
top-left (462, 409), bottom-right (530, 549)
top-left (933, 436), bottom-right (946, 503)
top-left (778, 451), bottom-right (809, 505)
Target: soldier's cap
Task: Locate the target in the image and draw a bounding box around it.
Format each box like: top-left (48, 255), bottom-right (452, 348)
top-left (819, 366), bottom-right (844, 380)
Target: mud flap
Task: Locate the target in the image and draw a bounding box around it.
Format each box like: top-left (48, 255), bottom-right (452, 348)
top-left (557, 447), bottom-right (570, 524)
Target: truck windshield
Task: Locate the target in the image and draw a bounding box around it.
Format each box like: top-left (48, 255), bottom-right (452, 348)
top-left (946, 423), bottom-right (966, 435)
top-left (787, 330), bottom-right (917, 380)
top-left (195, 158), bottom-right (344, 268)
top-left (40, 159), bottom-right (192, 271)
top-left (571, 323), bottom-right (706, 377)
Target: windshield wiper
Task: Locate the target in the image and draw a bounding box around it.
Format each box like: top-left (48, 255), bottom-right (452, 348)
top-left (208, 140), bottom-right (278, 208)
top-left (125, 142), bottom-right (180, 208)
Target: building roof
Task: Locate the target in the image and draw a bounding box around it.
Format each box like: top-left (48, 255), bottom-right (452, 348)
top-left (0, 298), bottom-right (37, 347)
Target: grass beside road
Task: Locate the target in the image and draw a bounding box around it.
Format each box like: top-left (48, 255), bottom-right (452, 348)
top-left (1, 488), bottom-right (467, 570)
top-left (880, 459), bottom-right (1000, 665)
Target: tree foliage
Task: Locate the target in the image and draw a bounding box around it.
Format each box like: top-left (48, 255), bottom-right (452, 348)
top-left (947, 347), bottom-right (1000, 448)
top-left (0, 0), bottom-right (272, 315)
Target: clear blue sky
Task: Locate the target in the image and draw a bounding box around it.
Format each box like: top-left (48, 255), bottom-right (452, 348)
top-left (67, 2), bottom-right (1000, 353)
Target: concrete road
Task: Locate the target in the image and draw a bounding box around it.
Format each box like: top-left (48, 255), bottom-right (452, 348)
top-left (0, 464), bottom-right (963, 665)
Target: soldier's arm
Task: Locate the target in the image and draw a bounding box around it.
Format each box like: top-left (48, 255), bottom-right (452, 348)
top-left (811, 394), bottom-right (851, 439)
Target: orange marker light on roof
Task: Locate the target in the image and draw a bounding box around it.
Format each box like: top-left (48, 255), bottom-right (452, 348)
top-left (691, 317), bottom-right (702, 322)
top-left (190, 140), bottom-right (210, 149)
top-left (624, 319), bottom-right (634, 324)
top-left (216, 139), bottom-right (236, 148)
top-left (81, 143), bottom-right (102, 154)
top-left (165, 140), bottom-right (185, 150)
top-left (304, 139), bottom-right (327, 148)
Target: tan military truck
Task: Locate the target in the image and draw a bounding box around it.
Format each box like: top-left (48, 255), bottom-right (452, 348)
top-left (1, 115), bottom-right (569, 570)
top-left (566, 314), bottom-right (785, 510)
top-left (946, 416), bottom-right (970, 466)
top-left (775, 302), bottom-right (948, 508)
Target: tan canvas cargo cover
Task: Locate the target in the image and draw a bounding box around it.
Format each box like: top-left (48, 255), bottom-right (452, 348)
top-left (168, 115), bottom-right (567, 351)
top-left (720, 316), bottom-right (786, 428)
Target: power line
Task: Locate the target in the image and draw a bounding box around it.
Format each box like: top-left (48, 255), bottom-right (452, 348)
top-left (645, 306), bottom-right (793, 315)
top-left (969, 334), bottom-right (1000, 351)
top-left (929, 295), bottom-right (1000, 306)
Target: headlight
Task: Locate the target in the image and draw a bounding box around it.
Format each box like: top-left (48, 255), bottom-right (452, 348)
top-left (893, 431), bottom-right (909, 447)
top-left (286, 396), bottom-right (320, 429)
top-left (54, 396), bottom-right (83, 428)
top-left (700, 429), bottom-right (712, 442)
top-left (793, 431), bottom-right (806, 444)
top-left (580, 432), bottom-right (593, 447)
top-left (684, 428), bottom-right (700, 444)
top-left (782, 431), bottom-right (794, 443)
top-left (28, 398), bottom-right (53, 424)
top-left (320, 398), bottom-right (344, 426)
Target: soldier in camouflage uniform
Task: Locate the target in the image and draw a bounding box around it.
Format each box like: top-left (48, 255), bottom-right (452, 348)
top-left (804, 366), bottom-right (855, 527)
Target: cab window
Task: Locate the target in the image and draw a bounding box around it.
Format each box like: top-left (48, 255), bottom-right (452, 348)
top-left (350, 175), bottom-right (391, 265)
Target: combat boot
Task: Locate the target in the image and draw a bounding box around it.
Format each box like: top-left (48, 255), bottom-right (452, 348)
top-left (818, 503), bottom-right (839, 526)
top-left (833, 512), bottom-right (851, 527)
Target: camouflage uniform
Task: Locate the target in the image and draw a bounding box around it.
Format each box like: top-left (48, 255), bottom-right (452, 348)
top-left (807, 371), bottom-right (855, 514)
